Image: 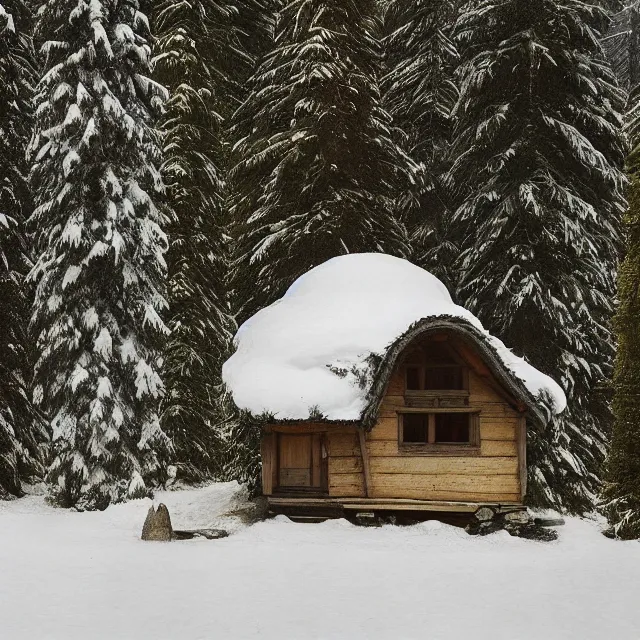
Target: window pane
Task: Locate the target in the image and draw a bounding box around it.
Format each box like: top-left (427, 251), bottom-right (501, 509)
top-left (402, 414), bottom-right (428, 443)
top-left (435, 413), bottom-right (470, 443)
top-left (424, 367), bottom-right (463, 390)
top-left (422, 342), bottom-right (457, 364)
top-left (406, 367), bottom-right (421, 390)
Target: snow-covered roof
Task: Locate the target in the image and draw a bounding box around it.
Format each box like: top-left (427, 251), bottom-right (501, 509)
top-left (222, 254), bottom-right (566, 425)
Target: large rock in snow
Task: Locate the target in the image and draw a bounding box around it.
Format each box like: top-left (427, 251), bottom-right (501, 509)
top-left (141, 504), bottom-right (173, 542)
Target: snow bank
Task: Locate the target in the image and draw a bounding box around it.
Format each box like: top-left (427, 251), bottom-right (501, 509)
top-left (1, 484), bottom-right (639, 640)
top-left (223, 254), bottom-right (566, 420)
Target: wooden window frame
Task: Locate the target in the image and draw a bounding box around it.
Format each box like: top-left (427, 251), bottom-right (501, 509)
top-left (404, 346), bottom-right (469, 394)
top-left (405, 367), bottom-right (470, 391)
top-left (398, 410), bottom-right (481, 456)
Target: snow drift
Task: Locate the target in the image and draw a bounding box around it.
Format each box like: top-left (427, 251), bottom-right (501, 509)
top-left (2, 483), bottom-right (638, 640)
top-left (222, 253), bottom-right (566, 421)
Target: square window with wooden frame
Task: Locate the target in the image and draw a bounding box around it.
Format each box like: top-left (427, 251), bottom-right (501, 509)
top-left (399, 412), bottom-right (480, 451)
top-left (404, 341), bottom-right (468, 393)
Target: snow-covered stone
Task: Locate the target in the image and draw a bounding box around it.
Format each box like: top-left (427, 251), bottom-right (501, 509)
top-left (223, 253), bottom-right (566, 421)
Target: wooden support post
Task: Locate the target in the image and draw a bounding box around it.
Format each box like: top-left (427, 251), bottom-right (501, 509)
top-left (261, 432), bottom-right (277, 495)
top-left (517, 416), bottom-right (527, 499)
top-left (358, 429), bottom-right (372, 498)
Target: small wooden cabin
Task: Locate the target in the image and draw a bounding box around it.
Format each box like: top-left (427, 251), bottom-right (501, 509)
top-left (260, 318), bottom-right (551, 520)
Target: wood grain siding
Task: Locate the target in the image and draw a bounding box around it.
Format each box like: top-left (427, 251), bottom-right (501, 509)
top-left (264, 340), bottom-right (529, 504)
top-left (261, 433), bottom-right (277, 495)
top-left (358, 368), bottom-right (524, 503)
top-left (329, 433), bottom-right (361, 457)
top-left (517, 416), bottom-right (527, 499)
top-left (480, 440), bottom-right (518, 457)
top-left (370, 475), bottom-right (520, 499)
top-left (359, 430), bottom-right (373, 498)
top-left (368, 457), bottom-right (519, 476)
top-left (480, 421), bottom-right (519, 441)
top-left (330, 456), bottom-right (363, 474)
top-left (328, 429), bottom-right (366, 498)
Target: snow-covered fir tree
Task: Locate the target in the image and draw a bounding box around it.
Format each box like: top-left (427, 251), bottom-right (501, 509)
top-left (603, 2), bottom-right (640, 92)
top-left (381, 0), bottom-right (459, 290)
top-left (223, 410), bottom-right (264, 495)
top-left (602, 72), bottom-right (640, 539)
top-left (153, 1), bottom-right (273, 119)
top-left (597, 0), bottom-right (625, 11)
top-left (449, 0), bottom-right (627, 513)
top-left (231, 0), bottom-right (279, 106)
top-left (29, 0), bottom-right (171, 509)
top-left (230, 0), bottom-right (416, 324)
top-left (0, 0), bottom-right (48, 499)
top-left (152, 0), bottom-right (236, 482)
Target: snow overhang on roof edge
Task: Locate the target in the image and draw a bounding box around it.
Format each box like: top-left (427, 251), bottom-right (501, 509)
top-left (359, 316), bottom-right (555, 430)
top-left (251, 315), bottom-right (559, 430)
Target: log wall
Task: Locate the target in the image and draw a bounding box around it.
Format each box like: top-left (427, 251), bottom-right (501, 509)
top-left (263, 357), bottom-right (527, 504)
top-left (326, 368), bottom-right (524, 503)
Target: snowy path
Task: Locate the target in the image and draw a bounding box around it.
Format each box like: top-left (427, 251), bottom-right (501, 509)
top-left (1, 483), bottom-right (639, 640)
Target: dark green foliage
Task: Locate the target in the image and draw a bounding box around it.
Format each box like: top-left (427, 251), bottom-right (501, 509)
top-left (229, 0), bottom-right (415, 324)
top-left (153, 0), bottom-right (237, 483)
top-left (450, 0), bottom-right (627, 513)
top-left (603, 2), bottom-right (640, 92)
top-left (596, 0), bottom-right (625, 13)
top-left (30, 0), bottom-right (171, 509)
top-left (223, 410), bottom-right (269, 496)
top-left (153, 0), bottom-right (275, 119)
top-left (382, 0), bottom-right (460, 290)
top-left (602, 85), bottom-right (640, 539)
top-left (230, 0), bottom-right (280, 106)
top-left (153, 1), bottom-right (236, 113)
top-left (0, 0), bottom-right (48, 499)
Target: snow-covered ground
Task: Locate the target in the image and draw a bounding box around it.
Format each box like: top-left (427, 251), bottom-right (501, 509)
top-left (1, 483), bottom-right (639, 640)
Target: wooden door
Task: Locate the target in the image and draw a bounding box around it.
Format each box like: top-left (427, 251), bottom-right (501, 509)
top-left (278, 433), bottom-right (326, 492)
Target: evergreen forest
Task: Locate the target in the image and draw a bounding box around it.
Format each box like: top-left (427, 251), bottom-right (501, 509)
top-left (3, 0), bottom-right (640, 539)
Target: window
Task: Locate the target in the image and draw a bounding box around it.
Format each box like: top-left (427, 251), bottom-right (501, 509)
top-left (435, 413), bottom-right (469, 443)
top-left (404, 342), bottom-right (466, 392)
top-left (406, 367), bottom-right (422, 391)
top-left (399, 412), bottom-right (478, 450)
top-left (425, 366), bottom-right (464, 391)
top-left (402, 413), bottom-right (429, 443)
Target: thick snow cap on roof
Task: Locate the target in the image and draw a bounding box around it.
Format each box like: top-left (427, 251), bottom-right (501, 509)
top-left (223, 254), bottom-right (566, 423)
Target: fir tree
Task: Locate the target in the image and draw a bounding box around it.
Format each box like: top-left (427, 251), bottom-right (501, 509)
top-left (29, 0), bottom-right (171, 509)
top-left (450, 0), bottom-right (627, 513)
top-left (231, 0), bottom-right (279, 103)
top-left (0, 0), bottom-right (48, 499)
top-left (381, 0), bottom-right (459, 290)
top-left (596, 0), bottom-right (625, 12)
top-left (223, 410), bottom-right (264, 495)
top-left (603, 2), bottom-right (640, 92)
top-left (152, 0), bottom-right (236, 481)
top-left (230, 0), bottom-right (416, 324)
top-left (602, 81), bottom-right (640, 538)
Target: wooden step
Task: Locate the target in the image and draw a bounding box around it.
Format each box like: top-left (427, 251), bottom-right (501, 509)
top-left (285, 515), bottom-right (333, 524)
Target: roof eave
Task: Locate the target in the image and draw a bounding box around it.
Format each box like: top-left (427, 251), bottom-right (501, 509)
top-left (359, 316), bottom-right (551, 431)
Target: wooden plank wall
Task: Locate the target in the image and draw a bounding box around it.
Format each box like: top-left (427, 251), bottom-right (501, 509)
top-left (326, 369), bottom-right (523, 503)
top-left (328, 427), bottom-right (366, 497)
top-left (261, 433), bottom-right (277, 495)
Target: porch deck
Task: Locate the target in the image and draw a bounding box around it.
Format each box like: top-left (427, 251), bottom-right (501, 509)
top-left (268, 496), bottom-right (525, 520)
